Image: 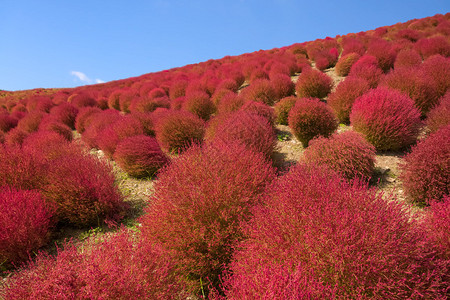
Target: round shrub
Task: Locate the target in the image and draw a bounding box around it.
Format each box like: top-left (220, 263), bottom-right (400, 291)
top-left (169, 79), bottom-right (189, 99)
top-left (4, 127), bottom-right (29, 146)
top-left (241, 78), bottom-right (276, 105)
top-left (139, 142), bottom-right (276, 294)
top-left (154, 110), bottom-right (205, 153)
top-left (129, 96), bottom-right (170, 113)
top-left (0, 112), bottom-right (18, 133)
top-left (427, 92), bottom-right (450, 133)
top-left (341, 38), bottom-right (366, 57)
top-left (212, 111), bottom-right (276, 158)
top-left (182, 90), bottom-right (216, 121)
top-left (216, 92), bottom-right (245, 115)
top-left (380, 67), bottom-right (439, 115)
top-left (107, 90), bottom-right (123, 110)
top-left (366, 38), bottom-right (397, 72)
top-left (26, 96), bottom-right (54, 113)
top-left (295, 67), bottom-right (333, 99)
top-left (415, 36), bottom-right (450, 59)
top-left (348, 55), bottom-right (384, 88)
top-left (129, 112), bottom-right (155, 136)
top-left (327, 77), bottom-right (370, 124)
top-left (400, 125), bottom-right (450, 206)
top-left (224, 163), bottom-right (449, 299)
top-left (288, 97), bottom-right (338, 147)
top-left (81, 109), bottom-right (121, 149)
top-left (49, 103), bottom-right (79, 129)
top-left (216, 78), bottom-right (240, 92)
top-left (147, 87), bottom-right (167, 99)
top-left (274, 96), bottom-right (298, 125)
top-left (0, 187), bottom-right (53, 267)
top-left (38, 119), bottom-right (73, 142)
top-left (118, 90), bottom-right (137, 113)
top-left (74, 106), bottom-right (102, 134)
top-left (350, 87), bottom-right (422, 151)
top-left (335, 52), bottom-right (360, 76)
top-left (114, 135), bottom-right (169, 178)
top-left (394, 48), bottom-right (423, 70)
top-left (69, 93), bottom-right (97, 108)
top-left (421, 54), bottom-right (450, 99)
top-left (43, 152), bottom-right (128, 227)
top-left (17, 112), bottom-right (45, 133)
top-left (1, 230), bottom-right (184, 299)
top-left (423, 196), bottom-right (450, 258)
top-left (249, 68), bottom-right (269, 83)
top-left (302, 131), bottom-right (376, 181)
top-left (239, 101), bottom-right (275, 125)
top-left (269, 73), bottom-right (295, 101)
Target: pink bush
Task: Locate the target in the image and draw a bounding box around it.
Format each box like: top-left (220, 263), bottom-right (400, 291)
top-left (239, 101), bottom-right (275, 125)
top-left (421, 54), bottom-right (450, 98)
top-left (69, 93), bottom-right (97, 108)
top-left (1, 230), bottom-right (184, 299)
top-left (400, 125), bottom-right (450, 205)
top-left (0, 187), bottom-right (53, 267)
top-left (114, 135), bottom-right (169, 178)
top-left (302, 131), bottom-right (376, 181)
top-left (129, 95), bottom-right (170, 113)
top-left (212, 111), bottom-right (276, 158)
top-left (48, 102), bottom-right (79, 129)
top-left (366, 38), bottom-right (397, 72)
top-left (350, 87), bottom-right (422, 151)
top-left (0, 113), bottom-right (18, 132)
top-left (274, 96), bottom-right (298, 125)
top-left (341, 38), bottom-right (366, 57)
top-left (4, 127), bottom-right (29, 146)
top-left (423, 196), bottom-right (450, 258)
top-left (38, 119), bottom-right (73, 142)
top-left (415, 36), bottom-right (450, 59)
top-left (25, 96), bottom-right (54, 113)
top-left (17, 112), bottom-right (45, 133)
top-left (241, 78), bottom-right (276, 105)
top-left (269, 73), bottom-right (295, 101)
top-left (182, 90), bottom-right (216, 121)
top-left (335, 52), bottom-right (361, 76)
top-left (394, 48), bottom-right (423, 69)
top-left (427, 92), bottom-right (450, 133)
top-left (327, 77), bottom-right (370, 124)
top-left (74, 106), bottom-right (102, 133)
top-left (225, 163), bottom-right (449, 299)
top-left (81, 109), bottom-right (121, 149)
top-left (154, 110), bottom-right (205, 153)
top-left (216, 92), bottom-right (245, 115)
top-left (169, 79), bottom-right (189, 99)
top-left (348, 55), bottom-right (384, 88)
top-left (295, 67), bottom-right (333, 99)
top-left (140, 142), bottom-right (276, 294)
top-left (288, 97), bottom-right (338, 147)
top-left (380, 66), bottom-right (439, 115)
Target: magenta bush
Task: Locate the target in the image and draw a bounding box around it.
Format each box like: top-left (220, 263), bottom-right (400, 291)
top-left (423, 196), bottom-right (450, 259)
top-left (394, 48), bottom-right (423, 69)
top-left (154, 110), bottom-right (205, 153)
top-left (240, 78), bottom-right (276, 105)
top-left (427, 91), bottom-right (450, 133)
top-left (366, 38), bottom-right (396, 72)
top-left (274, 96), bottom-right (298, 125)
top-left (139, 142), bottom-right (276, 294)
top-left (48, 103), bottom-right (79, 129)
top-left (415, 36), bottom-right (450, 59)
top-left (340, 38), bottom-right (366, 57)
top-left (114, 135), bottom-right (169, 178)
top-left (69, 93), bottom-right (97, 108)
top-left (348, 54), bottom-right (384, 88)
top-left (335, 52), bottom-right (361, 76)
top-left (129, 95), bottom-right (170, 113)
top-left (4, 127), bottom-right (29, 146)
top-left (302, 131), bottom-right (376, 181)
top-left (295, 67), bottom-right (333, 99)
top-left (0, 187), bottom-right (53, 267)
top-left (74, 106), bottom-right (102, 134)
top-left (239, 101), bottom-right (275, 125)
top-left (182, 90), bottom-right (216, 121)
top-left (38, 119), bottom-right (73, 142)
top-left (0, 113), bottom-right (18, 133)
top-left (350, 87), bottom-right (422, 151)
top-left (81, 109), bottom-right (121, 149)
top-left (216, 92), bottom-right (245, 115)
top-left (269, 73), bottom-right (295, 101)
top-left (224, 163), bottom-right (449, 299)
top-left (421, 54), bottom-right (450, 99)
top-left (1, 230), bottom-right (184, 299)
top-left (17, 112), bottom-right (45, 133)
top-left (327, 77), bottom-right (370, 124)
top-left (400, 125), bottom-right (450, 206)
top-left (169, 79), bottom-right (189, 99)
top-left (211, 111), bottom-right (276, 158)
top-left (288, 97), bottom-right (338, 147)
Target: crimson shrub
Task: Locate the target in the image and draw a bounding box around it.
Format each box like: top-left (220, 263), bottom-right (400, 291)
top-left (415, 36), bottom-right (450, 59)
top-left (288, 97), bottom-right (338, 147)
top-left (423, 196), bottom-right (450, 258)
top-left (240, 79), bottom-right (276, 105)
top-left (274, 96), bottom-right (298, 125)
top-left (239, 101), bottom-right (275, 125)
top-left (74, 106), bottom-right (102, 134)
top-left (114, 135), bottom-right (169, 178)
top-left (269, 73), bottom-right (295, 101)
top-left (335, 52), bottom-right (360, 76)
top-left (0, 113), bottom-right (18, 133)
top-left (348, 55), bottom-right (384, 88)
top-left (48, 103), bottom-right (79, 129)
top-left (295, 67), bottom-right (333, 99)
top-left (394, 48), bottom-right (423, 69)
top-left (427, 92), bottom-right (450, 133)
top-left (421, 54), bottom-right (450, 99)
top-left (139, 142), bottom-right (276, 295)
top-left (350, 87), bottom-right (422, 151)
top-left (182, 90), bottom-right (216, 121)
top-left (400, 125), bottom-right (450, 206)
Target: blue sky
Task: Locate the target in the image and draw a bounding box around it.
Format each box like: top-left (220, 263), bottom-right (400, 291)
top-left (1, 1), bottom-right (448, 91)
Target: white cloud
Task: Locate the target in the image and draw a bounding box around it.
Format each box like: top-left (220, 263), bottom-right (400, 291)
top-left (70, 71), bottom-right (106, 85)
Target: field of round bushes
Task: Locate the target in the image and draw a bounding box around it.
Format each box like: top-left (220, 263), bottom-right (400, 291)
top-left (1, 12), bottom-right (450, 299)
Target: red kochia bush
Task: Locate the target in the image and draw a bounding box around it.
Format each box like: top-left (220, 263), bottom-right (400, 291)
top-left (74, 106), bottom-right (102, 133)
top-left (427, 92), bottom-right (450, 133)
top-left (154, 110), bottom-right (205, 153)
top-left (288, 97), bottom-right (338, 147)
top-left (380, 67), bottom-right (439, 115)
top-left (366, 38), bottom-right (396, 72)
top-left (295, 67), bottom-right (333, 99)
top-left (415, 36), bottom-right (450, 59)
top-left (43, 152), bottom-right (127, 227)
top-left (129, 96), bottom-right (170, 113)
top-left (114, 135), bottom-right (169, 178)
top-left (182, 91), bottom-right (216, 121)
top-left (335, 52), bottom-right (361, 76)
top-left (239, 101), bottom-right (275, 125)
top-left (327, 77), bottom-right (370, 124)
top-left (421, 54), bottom-right (450, 99)
top-left (225, 164), bottom-right (449, 299)
top-left (269, 73), bottom-right (295, 101)
top-left (139, 142), bottom-right (276, 294)
top-left (394, 48), bottom-right (423, 70)
top-left (348, 55), bottom-right (384, 88)
top-left (81, 109), bottom-right (121, 149)
top-left (1, 230), bottom-right (184, 299)
top-left (212, 111), bottom-right (276, 158)
top-left (216, 92), bottom-right (245, 115)
top-left (0, 187), bottom-right (53, 266)
top-left (241, 78), bottom-right (276, 105)
top-left (423, 196), bottom-right (450, 258)
top-left (350, 87), bottom-right (422, 151)
top-left (302, 131), bottom-right (376, 181)
top-left (17, 112), bottom-right (45, 133)
top-left (400, 125), bottom-right (450, 206)
top-left (38, 119), bottom-right (73, 142)
top-left (0, 113), bottom-right (18, 132)
top-left (69, 93), bottom-right (97, 108)
top-left (48, 102), bottom-right (79, 129)
top-left (274, 96), bottom-right (298, 125)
